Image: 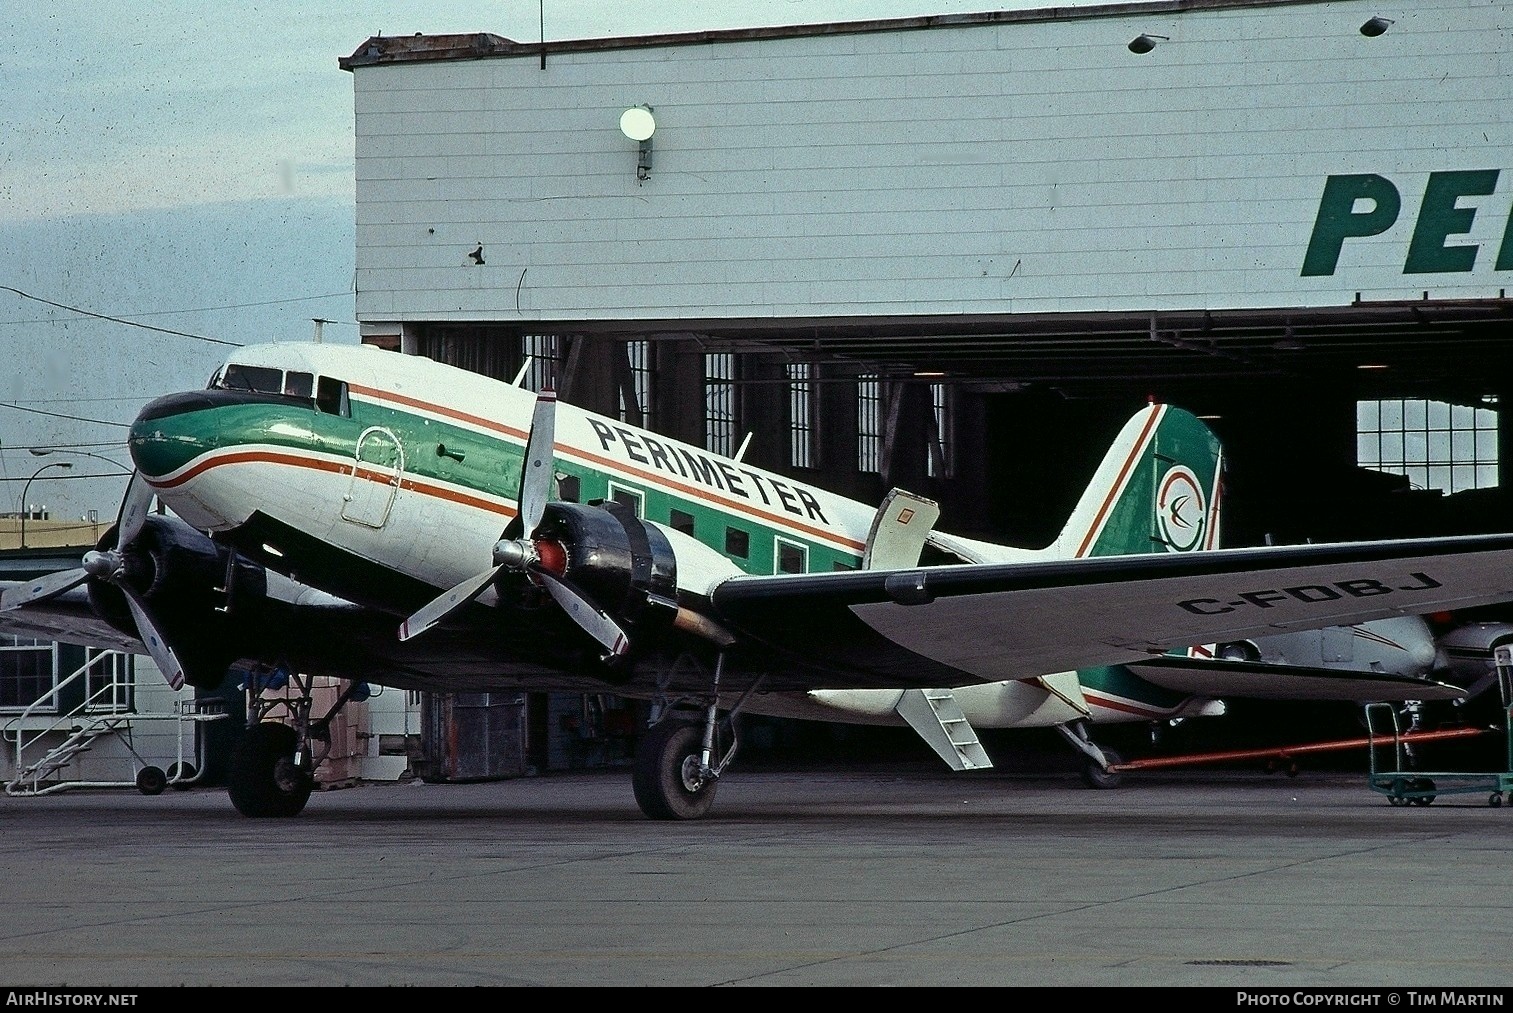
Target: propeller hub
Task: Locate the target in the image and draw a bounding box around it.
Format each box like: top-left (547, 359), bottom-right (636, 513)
top-left (492, 539), bottom-right (531, 570)
top-left (82, 550), bottom-right (123, 581)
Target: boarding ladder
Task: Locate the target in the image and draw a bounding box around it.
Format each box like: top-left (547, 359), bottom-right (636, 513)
top-left (894, 689), bottom-right (993, 771)
top-left (4, 650), bottom-right (224, 797)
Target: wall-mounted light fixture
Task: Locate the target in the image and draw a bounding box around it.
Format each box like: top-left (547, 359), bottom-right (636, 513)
top-left (619, 105), bottom-right (656, 182)
top-left (1359, 16), bottom-right (1394, 36)
top-left (1128, 33), bottom-right (1168, 54)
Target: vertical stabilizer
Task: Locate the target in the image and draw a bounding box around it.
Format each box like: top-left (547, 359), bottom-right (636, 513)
top-left (1049, 404), bottom-right (1223, 560)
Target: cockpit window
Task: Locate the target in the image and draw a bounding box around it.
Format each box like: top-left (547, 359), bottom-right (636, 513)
top-left (316, 376), bottom-right (350, 416)
top-left (283, 371), bottom-right (314, 398)
top-left (220, 364), bottom-right (283, 393)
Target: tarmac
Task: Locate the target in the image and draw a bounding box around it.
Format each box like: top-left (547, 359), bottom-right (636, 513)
top-left (1, 763), bottom-right (1510, 989)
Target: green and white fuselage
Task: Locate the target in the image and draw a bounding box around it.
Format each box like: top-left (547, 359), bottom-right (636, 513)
top-left (128, 341), bottom-right (1240, 734)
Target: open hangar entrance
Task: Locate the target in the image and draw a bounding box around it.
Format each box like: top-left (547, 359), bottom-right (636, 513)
top-left (341, 0), bottom-right (1513, 772)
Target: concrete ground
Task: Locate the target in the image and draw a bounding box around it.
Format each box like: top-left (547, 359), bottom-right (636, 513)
top-left (0, 764), bottom-right (1509, 988)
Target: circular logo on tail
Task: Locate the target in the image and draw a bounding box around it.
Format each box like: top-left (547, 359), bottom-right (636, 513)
top-left (1157, 466), bottom-right (1206, 552)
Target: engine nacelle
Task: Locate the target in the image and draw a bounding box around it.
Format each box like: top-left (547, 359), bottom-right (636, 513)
top-left (521, 500), bottom-right (680, 639)
top-left (88, 514), bottom-right (267, 688)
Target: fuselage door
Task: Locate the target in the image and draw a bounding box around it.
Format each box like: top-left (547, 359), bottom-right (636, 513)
top-left (342, 426), bottom-right (404, 528)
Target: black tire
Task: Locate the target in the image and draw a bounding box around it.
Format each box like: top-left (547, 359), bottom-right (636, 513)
top-left (228, 722), bottom-right (313, 818)
top-left (1081, 748), bottom-right (1124, 790)
top-left (166, 761), bottom-right (197, 790)
top-left (632, 720), bottom-right (718, 820)
top-left (135, 765), bottom-right (168, 796)
top-left (1410, 778), bottom-right (1437, 806)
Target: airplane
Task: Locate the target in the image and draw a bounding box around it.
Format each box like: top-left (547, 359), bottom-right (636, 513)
top-left (3, 340), bottom-right (1507, 819)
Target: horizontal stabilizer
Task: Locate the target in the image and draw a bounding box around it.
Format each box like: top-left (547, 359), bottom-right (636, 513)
top-left (1126, 654), bottom-right (1469, 702)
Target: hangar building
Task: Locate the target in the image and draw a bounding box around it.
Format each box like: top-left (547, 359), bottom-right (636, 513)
top-left (339, 0), bottom-right (1513, 553)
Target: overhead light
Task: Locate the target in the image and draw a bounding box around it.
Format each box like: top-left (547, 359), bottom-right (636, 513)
top-left (1128, 33), bottom-right (1168, 54)
top-left (1357, 363), bottom-right (1390, 370)
top-left (913, 370), bottom-right (946, 378)
top-left (1359, 16), bottom-right (1394, 37)
top-left (620, 105), bottom-right (655, 181)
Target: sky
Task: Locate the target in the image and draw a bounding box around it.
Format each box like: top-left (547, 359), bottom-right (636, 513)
top-left (0, 1), bottom-right (1075, 524)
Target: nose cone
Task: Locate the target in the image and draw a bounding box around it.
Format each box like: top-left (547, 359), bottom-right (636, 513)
top-left (128, 390), bottom-right (225, 479)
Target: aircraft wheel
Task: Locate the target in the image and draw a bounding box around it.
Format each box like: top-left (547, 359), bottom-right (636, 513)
top-left (632, 719), bottom-right (717, 821)
top-left (228, 722), bottom-right (313, 818)
top-left (1081, 748), bottom-right (1124, 790)
top-left (166, 761), bottom-right (197, 790)
top-left (135, 765), bottom-right (168, 796)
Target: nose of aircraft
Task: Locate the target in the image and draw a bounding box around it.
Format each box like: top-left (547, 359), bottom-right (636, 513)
top-left (127, 390), bottom-right (224, 478)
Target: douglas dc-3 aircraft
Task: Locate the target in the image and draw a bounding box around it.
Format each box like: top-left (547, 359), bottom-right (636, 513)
top-left (2, 342), bottom-right (1503, 818)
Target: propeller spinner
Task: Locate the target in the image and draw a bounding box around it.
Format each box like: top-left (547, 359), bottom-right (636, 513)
top-left (399, 390), bottom-right (631, 659)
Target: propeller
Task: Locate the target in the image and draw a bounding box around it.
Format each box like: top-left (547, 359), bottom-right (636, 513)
top-left (399, 390), bottom-right (631, 659)
top-left (1, 471), bottom-right (187, 690)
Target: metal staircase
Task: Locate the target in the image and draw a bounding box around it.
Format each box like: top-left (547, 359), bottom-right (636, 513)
top-left (5, 649), bottom-right (224, 797)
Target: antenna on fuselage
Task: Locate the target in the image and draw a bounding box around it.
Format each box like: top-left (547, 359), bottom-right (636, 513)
top-left (511, 357), bottom-right (533, 388)
top-left (733, 432), bottom-right (753, 463)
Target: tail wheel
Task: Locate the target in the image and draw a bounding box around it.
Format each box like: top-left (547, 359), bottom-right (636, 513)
top-left (1081, 748), bottom-right (1125, 790)
top-left (228, 722), bottom-right (313, 818)
top-left (632, 720), bottom-right (718, 820)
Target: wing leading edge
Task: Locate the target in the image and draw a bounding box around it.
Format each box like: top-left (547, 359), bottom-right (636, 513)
top-left (709, 533), bottom-right (1513, 687)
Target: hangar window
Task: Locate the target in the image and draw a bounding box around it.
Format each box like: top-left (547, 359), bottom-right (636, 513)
top-left (520, 335), bottom-right (560, 392)
top-left (705, 353), bottom-right (736, 456)
top-left (858, 374), bottom-right (881, 473)
top-left (1357, 398), bottom-right (1498, 494)
top-left (618, 340), bottom-right (651, 426)
top-left (788, 363), bottom-right (814, 468)
top-left (927, 383), bottom-right (953, 479)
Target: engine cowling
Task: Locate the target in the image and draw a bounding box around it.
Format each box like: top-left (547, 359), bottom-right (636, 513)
top-left (87, 514), bottom-right (267, 689)
top-left (513, 500), bottom-right (680, 642)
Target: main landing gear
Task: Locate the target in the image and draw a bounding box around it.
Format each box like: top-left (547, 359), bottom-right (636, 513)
top-left (227, 669), bottom-right (368, 818)
top-left (1056, 720), bottom-right (1125, 789)
top-left (632, 653), bottom-right (761, 820)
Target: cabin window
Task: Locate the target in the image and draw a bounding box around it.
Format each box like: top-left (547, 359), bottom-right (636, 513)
top-left (670, 509), bottom-right (695, 536)
top-left (832, 559), bottom-right (858, 571)
top-left (316, 376), bottom-right (349, 416)
top-left (556, 474), bottom-right (581, 503)
top-left (725, 527), bottom-right (750, 558)
top-left (609, 483), bottom-right (644, 517)
top-left (775, 538), bottom-right (807, 575)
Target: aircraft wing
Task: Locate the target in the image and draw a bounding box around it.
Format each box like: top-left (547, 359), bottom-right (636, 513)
top-left (1122, 655), bottom-right (1469, 702)
top-left (709, 532), bottom-right (1513, 687)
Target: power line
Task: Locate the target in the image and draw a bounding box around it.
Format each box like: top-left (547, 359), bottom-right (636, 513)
top-left (0, 402), bottom-right (129, 427)
top-left (0, 290), bottom-right (357, 325)
top-left (0, 285), bottom-right (242, 346)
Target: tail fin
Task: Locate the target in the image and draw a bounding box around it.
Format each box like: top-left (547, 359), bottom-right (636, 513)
top-left (1050, 403), bottom-right (1223, 559)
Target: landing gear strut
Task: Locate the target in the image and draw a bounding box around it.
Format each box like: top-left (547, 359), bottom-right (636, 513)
top-left (1057, 720), bottom-right (1124, 790)
top-left (632, 653), bottom-right (762, 820)
top-left (228, 668), bottom-right (366, 818)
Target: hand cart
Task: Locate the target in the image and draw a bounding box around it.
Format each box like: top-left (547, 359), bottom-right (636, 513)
top-left (1364, 645), bottom-right (1513, 808)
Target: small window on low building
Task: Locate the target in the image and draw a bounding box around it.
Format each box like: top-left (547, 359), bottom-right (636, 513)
top-left (725, 527), bottom-right (749, 558)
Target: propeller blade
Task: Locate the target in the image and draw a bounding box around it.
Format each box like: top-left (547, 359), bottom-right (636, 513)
top-left (119, 584), bottom-right (186, 691)
top-left (398, 565), bottom-right (503, 642)
top-left (534, 569), bottom-right (630, 658)
top-left (0, 568), bottom-right (89, 611)
top-left (518, 389), bottom-right (557, 535)
top-left (115, 470), bottom-right (154, 548)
